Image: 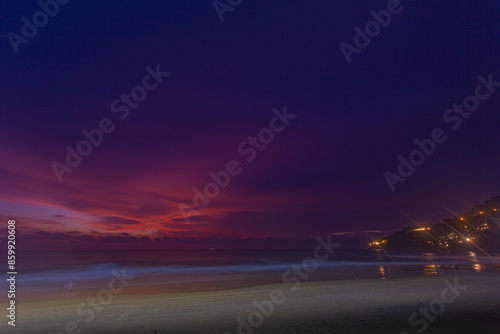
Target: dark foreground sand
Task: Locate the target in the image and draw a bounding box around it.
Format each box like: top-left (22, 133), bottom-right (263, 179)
top-left (2, 272), bottom-right (499, 334)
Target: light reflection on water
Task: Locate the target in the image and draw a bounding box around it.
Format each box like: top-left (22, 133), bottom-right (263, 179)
top-left (424, 264), bottom-right (440, 275)
top-left (378, 265), bottom-right (386, 279)
top-left (473, 263), bottom-right (485, 272)
top-left (375, 251), bottom-right (498, 279)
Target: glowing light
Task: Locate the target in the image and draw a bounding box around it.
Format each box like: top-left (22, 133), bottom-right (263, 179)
top-left (473, 264), bottom-right (484, 272)
top-left (378, 265), bottom-right (386, 279)
top-left (413, 227), bottom-right (431, 231)
top-left (460, 217), bottom-right (464, 220)
top-left (424, 264), bottom-right (439, 275)
top-left (369, 239), bottom-right (387, 247)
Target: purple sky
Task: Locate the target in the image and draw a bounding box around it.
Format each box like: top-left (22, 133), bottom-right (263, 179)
top-left (1, 0), bottom-right (499, 249)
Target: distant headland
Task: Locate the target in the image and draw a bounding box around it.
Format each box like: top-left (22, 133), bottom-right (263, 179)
top-left (368, 196), bottom-right (500, 251)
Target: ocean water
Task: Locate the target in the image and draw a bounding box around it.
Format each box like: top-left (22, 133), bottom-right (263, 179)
top-left (6, 249), bottom-right (500, 301)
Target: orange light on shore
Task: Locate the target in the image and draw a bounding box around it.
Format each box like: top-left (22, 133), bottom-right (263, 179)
top-left (369, 239), bottom-right (387, 247)
top-left (460, 217), bottom-right (464, 220)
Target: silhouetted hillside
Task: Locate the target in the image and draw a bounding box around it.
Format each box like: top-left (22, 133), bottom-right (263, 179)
top-left (369, 196), bottom-right (500, 251)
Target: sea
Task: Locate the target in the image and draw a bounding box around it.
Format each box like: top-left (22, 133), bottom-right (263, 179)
top-left (5, 249), bottom-right (500, 302)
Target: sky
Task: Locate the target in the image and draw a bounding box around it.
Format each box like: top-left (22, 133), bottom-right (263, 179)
top-left (0, 0), bottom-right (499, 250)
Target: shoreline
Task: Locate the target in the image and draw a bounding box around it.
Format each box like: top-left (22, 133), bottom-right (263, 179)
top-left (14, 266), bottom-right (498, 304)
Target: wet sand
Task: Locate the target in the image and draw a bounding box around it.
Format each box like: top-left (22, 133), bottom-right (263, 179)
top-left (3, 272), bottom-right (499, 334)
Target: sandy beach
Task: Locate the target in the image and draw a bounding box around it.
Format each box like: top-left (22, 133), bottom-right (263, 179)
top-left (3, 271), bottom-right (499, 334)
